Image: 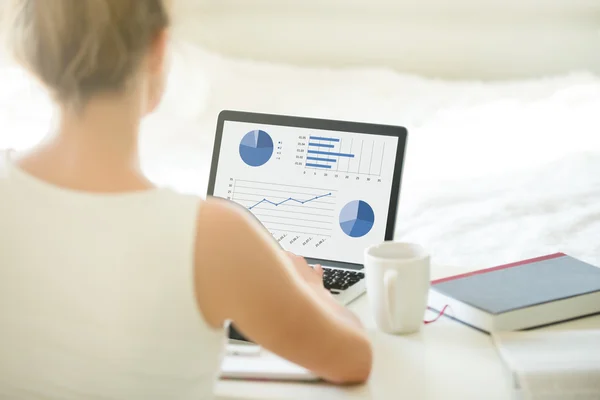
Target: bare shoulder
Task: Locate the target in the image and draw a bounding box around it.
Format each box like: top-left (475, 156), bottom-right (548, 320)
top-left (195, 196), bottom-right (260, 239)
top-left (197, 196), bottom-right (244, 221)
top-left (195, 197), bottom-right (240, 254)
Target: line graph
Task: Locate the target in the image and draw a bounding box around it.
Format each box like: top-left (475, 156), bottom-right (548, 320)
top-left (232, 179), bottom-right (337, 239)
top-left (248, 193), bottom-right (332, 210)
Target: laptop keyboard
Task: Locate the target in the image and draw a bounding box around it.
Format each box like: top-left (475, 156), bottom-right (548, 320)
top-left (322, 267), bottom-right (365, 293)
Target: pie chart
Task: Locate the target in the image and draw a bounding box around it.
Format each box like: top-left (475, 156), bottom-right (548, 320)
top-left (339, 200), bottom-right (375, 238)
top-left (239, 130), bottom-right (274, 167)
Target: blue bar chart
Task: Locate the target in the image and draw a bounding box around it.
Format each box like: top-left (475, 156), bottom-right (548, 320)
top-left (303, 135), bottom-right (387, 176)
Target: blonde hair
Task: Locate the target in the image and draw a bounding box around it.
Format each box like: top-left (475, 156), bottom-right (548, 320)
top-left (3, 0), bottom-right (170, 107)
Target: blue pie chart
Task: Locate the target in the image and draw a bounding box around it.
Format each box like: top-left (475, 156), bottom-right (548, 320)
top-left (339, 200), bottom-right (375, 238)
top-left (239, 130), bottom-right (274, 167)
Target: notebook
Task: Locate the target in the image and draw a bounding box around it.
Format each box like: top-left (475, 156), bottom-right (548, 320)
top-left (492, 329), bottom-right (600, 399)
top-left (428, 253), bottom-right (600, 332)
top-left (220, 346), bottom-right (319, 382)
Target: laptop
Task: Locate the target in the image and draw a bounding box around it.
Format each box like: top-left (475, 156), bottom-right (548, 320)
top-left (207, 110), bottom-right (407, 345)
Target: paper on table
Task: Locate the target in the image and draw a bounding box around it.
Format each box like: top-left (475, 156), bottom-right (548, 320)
top-left (492, 330), bottom-right (600, 400)
top-left (221, 348), bottom-right (319, 382)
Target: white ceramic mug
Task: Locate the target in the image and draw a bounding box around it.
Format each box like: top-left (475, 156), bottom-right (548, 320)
top-left (364, 242), bottom-right (431, 335)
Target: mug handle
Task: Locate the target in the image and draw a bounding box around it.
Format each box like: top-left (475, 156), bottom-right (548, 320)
top-left (384, 270), bottom-right (398, 331)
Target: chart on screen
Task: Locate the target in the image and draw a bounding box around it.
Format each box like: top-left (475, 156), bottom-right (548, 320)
top-left (239, 130), bottom-right (274, 167)
top-left (212, 121), bottom-right (400, 263)
top-left (298, 134), bottom-right (387, 177)
top-left (339, 200), bottom-right (375, 238)
top-left (230, 179), bottom-right (336, 249)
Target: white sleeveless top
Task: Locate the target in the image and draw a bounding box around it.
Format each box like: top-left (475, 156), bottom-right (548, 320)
top-left (0, 151), bottom-right (226, 399)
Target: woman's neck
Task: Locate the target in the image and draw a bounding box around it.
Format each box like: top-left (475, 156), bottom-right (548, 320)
top-left (16, 93), bottom-right (154, 193)
top-left (56, 95), bottom-right (142, 169)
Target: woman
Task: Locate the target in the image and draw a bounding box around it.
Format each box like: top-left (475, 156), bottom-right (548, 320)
top-left (0, 0), bottom-right (372, 399)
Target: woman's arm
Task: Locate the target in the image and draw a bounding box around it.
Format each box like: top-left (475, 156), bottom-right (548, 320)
top-left (285, 252), bottom-right (365, 330)
top-left (193, 198), bottom-right (372, 384)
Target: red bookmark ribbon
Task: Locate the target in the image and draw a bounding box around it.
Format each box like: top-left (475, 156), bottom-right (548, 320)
top-left (424, 305), bottom-right (450, 325)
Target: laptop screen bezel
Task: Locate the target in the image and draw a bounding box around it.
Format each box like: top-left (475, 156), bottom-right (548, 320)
top-left (207, 110), bottom-right (408, 270)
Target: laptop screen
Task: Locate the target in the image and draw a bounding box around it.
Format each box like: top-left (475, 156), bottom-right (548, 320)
top-left (211, 120), bottom-right (401, 265)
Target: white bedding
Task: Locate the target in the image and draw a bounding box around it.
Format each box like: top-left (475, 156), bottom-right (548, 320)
top-left (1, 42), bottom-right (599, 269)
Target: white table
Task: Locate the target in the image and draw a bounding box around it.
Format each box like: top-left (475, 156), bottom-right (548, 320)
top-left (216, 264), bottom-right (600, 400)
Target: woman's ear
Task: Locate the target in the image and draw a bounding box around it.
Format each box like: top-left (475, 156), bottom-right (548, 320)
top-left (143, 29), bottom-right (170, 115)
top-left (148, 29), bottom-right (170, 76)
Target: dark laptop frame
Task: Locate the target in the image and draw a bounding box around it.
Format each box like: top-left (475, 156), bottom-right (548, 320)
top-left (207, 110), bottom-right (408, 270)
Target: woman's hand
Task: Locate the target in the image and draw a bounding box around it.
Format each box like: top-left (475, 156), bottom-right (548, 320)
top-left (286, 252), bottom-right (327, 293)
top-left (284, 251), bottom-right (365, 327)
